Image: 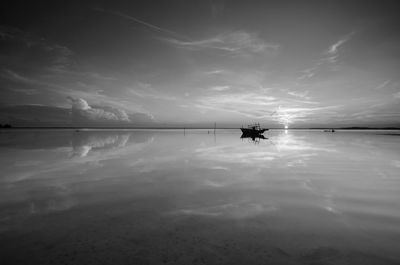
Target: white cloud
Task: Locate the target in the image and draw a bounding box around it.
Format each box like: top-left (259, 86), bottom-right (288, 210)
top-left (68, 97), bottom-right (91, 110)
top-left (328, 31), bottom-right (355, 55)
top-left (209, 85), bottom-right (230, 91)
top-left (67, 97), bottom-right (130, 122)
top-left (325, 31), bottom-right (355, 64)
top-left (328, 39), bottom-right (347, 54)
top-left (297, 31), bottom-right (356, 80)
top-left (113, 108), bottom-right (130, 121)
top-left (287, 90), bottom-right (310, 100)
top-left (204, 69), bottom-right (226, 75)
top-left (164, 31), bottom-right (279, 56)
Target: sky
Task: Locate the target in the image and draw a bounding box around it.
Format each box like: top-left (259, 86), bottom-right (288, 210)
top-left (0, 0), bottom-right (399, 128)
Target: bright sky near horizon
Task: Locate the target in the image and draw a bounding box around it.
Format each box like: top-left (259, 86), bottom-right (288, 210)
top-left (0, 0), bottom-right (399, 127)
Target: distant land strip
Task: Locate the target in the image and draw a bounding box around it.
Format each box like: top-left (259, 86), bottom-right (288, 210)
top-left (1, 127), bottom-right (400, 130)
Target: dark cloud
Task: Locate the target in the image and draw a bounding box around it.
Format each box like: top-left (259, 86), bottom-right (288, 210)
top-left (0, 98), bottom-right (154, 127)
top-left (0, 25), bottom-right (74, 70)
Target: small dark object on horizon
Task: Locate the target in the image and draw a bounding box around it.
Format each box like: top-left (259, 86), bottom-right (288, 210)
top-left (0, 124), bottom-right (12, 128)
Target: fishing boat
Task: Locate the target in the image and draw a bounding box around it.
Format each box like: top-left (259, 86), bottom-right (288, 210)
top-left (240, 123), bottom-right (268, 134)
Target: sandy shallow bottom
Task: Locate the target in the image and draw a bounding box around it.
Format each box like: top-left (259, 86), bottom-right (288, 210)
top-left (0, 129), bottom-right (399, 264)
top-left (1, 203), bottom-right (398, 265)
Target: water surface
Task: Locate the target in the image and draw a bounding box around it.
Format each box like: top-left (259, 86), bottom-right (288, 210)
top-left (0, 129), bottom-right (399, 264)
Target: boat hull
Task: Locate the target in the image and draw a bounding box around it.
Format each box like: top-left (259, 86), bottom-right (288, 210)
top-left (240, 128), bottom-right (268, 134)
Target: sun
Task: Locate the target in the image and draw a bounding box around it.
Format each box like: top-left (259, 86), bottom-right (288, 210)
top-left (284, 125), bottom-right (288, 129)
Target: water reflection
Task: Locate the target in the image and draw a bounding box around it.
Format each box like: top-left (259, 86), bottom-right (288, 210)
top-left (71, 131), bottom-right (131, 157)
top-left (0, 129), bottom-right (399, 264)
top-left (0, 129), bottom-right (152, 154)
top-left (0, 130), bottom-right (154, 218)
top-left (240, 133), bottom-right (268, 144)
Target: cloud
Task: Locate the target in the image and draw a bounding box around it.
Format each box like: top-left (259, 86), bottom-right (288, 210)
top-left (204, 69), bottom-right (226, 75)
top-left (287, 90), bottom-right (310, 100)
top-left (129, 82), bottom-right (176, 101)
top-left (129, 112), bottom-right (155, 124)
top-left (0, 25), bottom-right (74, 70)
top-left (7, 87), bottom-right (38, 95)
top-left (68, 97), bottom-right (91, 110)
top-left (298, 67), bottom-right (316, 80)
top-left (328, 39), bottom-right (347, 55)
top-left (325, 31), bottom-right (355, 63)
top-left (194, 89), bottom-right (339, 125)
top-left (373, 80), bottom-right (391, 90)
top-left (67, 97), bottom-right (130, 123)
top-left (1, 69), bottom-right (140, 116)
top-left (270, 106), bottom-right (341, 126)
top-left (1, 69), bottom-right (37, 84)
top-left (0, 105), bottom-right (71, 126)
top-left (164, 31), bottom-right (279, 56)
top-left (0, 69), bottom-right (70, 96)
top-left (113, 108), bottom-right (130, 121)
top-left (195, 92), bottom-right (278, 119)
top-left (297, 31), bottom-right (356, 80)
top-left (209, 85), bottom-right (230, 91)
top-left (0, 103), bottom-right (156, 127)
top-left (66, 96), bottom-right (155, 125)
top-left (93, 7), bottom-right (188, 40)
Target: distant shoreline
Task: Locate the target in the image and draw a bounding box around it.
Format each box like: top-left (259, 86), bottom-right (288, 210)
top-left (1, 127), bottom-right (399, 130)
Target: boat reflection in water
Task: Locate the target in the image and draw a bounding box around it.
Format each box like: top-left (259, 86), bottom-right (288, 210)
top-left (240, 133), bottom-right (268, 143)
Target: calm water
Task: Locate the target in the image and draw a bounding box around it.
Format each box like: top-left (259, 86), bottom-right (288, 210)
top-left (0, 129), bottom-right (399, 265)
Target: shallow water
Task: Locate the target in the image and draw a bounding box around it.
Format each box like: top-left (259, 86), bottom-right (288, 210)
top-left (0, 129), bottom-right (399, 264)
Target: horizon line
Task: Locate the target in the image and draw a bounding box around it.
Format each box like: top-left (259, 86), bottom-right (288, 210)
top-left (1, 126), bottom-right (400, 130)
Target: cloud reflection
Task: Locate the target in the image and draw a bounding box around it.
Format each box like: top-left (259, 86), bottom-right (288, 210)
top-left (174, 202), bottom-right (277, 219)
top-left (1, 130), bottom-right (399, 232)
top-left (0, 130), bottom-right (154, 228)
top-left (71, 132), bottom-right (131, 157)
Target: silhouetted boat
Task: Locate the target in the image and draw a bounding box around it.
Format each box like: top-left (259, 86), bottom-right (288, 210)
top-left (240, 123), bottom-right (268, 134)
top-left (323, 129), bottom-right (335, 132)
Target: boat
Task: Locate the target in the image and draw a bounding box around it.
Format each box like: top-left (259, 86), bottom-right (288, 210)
top-left (240, 123), bottom-right (268, 134)
top-left (323, 129), bottom-right (335, 132)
